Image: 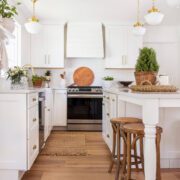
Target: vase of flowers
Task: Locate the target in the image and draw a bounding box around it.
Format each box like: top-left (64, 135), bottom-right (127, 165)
top-left (7, 66), bottom-right (27, 89)
top-left (32, 75), bottom-right (45, 88)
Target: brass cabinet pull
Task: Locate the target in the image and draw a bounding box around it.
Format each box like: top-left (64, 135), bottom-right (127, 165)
top-left (48, 109), bottom-right (50, 112)
top-left (33, 145), bottom-right (37, 150)
top-left (107, 97), bottom-right (110, 100)
top-left (33, 118), bottom-right (37, 122)
top-left (107, 134), bottom-right (110, 138)
top-left (112, 99), bottom-right (115, 102)
top-left (107, 113), bottom-right (110, 116)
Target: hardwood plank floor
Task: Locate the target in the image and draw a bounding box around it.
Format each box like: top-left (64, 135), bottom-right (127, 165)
top-left (23, 131), bottom-right (180, 180)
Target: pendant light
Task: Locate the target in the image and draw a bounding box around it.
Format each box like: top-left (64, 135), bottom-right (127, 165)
top-left (133, 0), bottom-right (146, 36)
top-left (144, 0), bottom-right (164, 25)
top-left (166, 0), bottom-right (180, 8)
top-left (25, 0), bottom-right (42, 34)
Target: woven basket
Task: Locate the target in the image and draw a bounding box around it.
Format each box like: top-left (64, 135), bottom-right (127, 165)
top-left (134, 72), bottom-right (157, 85)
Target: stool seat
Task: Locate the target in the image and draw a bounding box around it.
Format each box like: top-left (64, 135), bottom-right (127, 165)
top-left (111, 117), bottom-right (142, 124)
top-left (123, 123), bottom-right (163, 135)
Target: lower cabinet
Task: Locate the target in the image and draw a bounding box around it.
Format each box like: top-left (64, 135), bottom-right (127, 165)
top-left (44, 89), bottom-right (53, 141)
top-left (102, 92), bottom-right (118, 151)
top-left (53, 89), bottom-right (67, 126)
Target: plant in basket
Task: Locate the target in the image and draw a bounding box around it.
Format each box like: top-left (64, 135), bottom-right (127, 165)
top-left (135, 47), bottom-right (159, 85)
top-left (32, 75), bottom-right (45, 88)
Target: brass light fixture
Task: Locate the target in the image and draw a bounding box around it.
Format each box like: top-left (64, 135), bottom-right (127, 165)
top-left (133, 0), bottom-right (146, 36)
top-left (144, 0), bottom-right (164, 25)
top-left (25, 0), bottom-right (42, 34)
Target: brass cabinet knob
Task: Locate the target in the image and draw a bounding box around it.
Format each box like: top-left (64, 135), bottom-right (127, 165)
top-left (48, 109), bottom-right (50, 112)
top-left (107, 134), bottom-right (110, 138)
top-left (33, 118), bottom-right (37, 122)
top-left (107, 113), bottom-right (110, 116)
top-left (107, 97), bottom-right (110, 100)
top-left (33, 145), bottom-right (37, 150)
top-left (112, 99), bottom-right (115, 102)
top-left (32, 98), bottom-right (36, 102)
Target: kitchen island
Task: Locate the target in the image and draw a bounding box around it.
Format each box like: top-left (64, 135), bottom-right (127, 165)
top-left (103, 88), bottom-right (180, 180)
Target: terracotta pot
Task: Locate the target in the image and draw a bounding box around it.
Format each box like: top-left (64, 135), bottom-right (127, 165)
top-left (134, 72), bottom-right (157, 85)
top-left (33, 80), bottom-right (43, 88)
top-left (2, 18), bottom-right (15, 33)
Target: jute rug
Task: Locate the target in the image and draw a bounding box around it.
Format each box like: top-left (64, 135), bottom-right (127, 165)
top-left (41, 132), bottom-right (87, 156)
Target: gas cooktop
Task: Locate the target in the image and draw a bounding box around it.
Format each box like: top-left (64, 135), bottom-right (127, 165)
top-left (67, 86), bottom-right (103, 94)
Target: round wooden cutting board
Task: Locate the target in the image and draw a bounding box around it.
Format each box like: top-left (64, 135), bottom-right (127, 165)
top-left (73, 67), bottom-right (94, 86)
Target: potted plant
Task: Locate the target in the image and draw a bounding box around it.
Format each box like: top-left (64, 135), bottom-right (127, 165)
top-left (45, 70), bottom-right (51, 81)
top-left (0, 0), bottom-right (21, 33)
top-left (7, 66), bottom-right (27, 89)
top-left (32, 75), bottom-right (45, 88)
top-left (103, 76), bottom-right (114, 88)
top-left (135, 47), bottom-right (159, 85)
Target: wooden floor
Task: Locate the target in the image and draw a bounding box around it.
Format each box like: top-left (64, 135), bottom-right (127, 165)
top-left (23, 131), bottom-right (180, 180)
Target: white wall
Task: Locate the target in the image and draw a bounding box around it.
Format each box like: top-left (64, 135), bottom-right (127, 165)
top-left (35, 25), bottom-right (180, 88)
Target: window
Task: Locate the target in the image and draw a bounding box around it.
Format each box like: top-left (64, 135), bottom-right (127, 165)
top-left (5, 21), bottom-right (21, 68)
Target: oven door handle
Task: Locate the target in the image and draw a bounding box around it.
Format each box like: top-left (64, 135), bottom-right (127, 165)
top-left (67, 94), bottom-right (103, 98)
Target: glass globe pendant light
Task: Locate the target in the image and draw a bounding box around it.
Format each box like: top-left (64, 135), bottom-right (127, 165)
top-left (144, 0), bottom-right (164, 25)
top-left (133, 0), bottom-right (146, 36)
top-left (25, 0), bottom-right (42, 34)
top-left (166, 0), bottom-right (180, 8)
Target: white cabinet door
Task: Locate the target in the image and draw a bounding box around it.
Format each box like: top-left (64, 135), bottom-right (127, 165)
top-left (53, 90), bottom-right (67, 126)
top-left (30, 24), bottom-right (64, 68)
top-left (105, 25), bottom-right (126, 68)
top-left (44, 89), bottom-right (53, 141)
top-left (30, 28), bottom-right (47, 67)
top-left (105, 25), bottom-right (143, 69)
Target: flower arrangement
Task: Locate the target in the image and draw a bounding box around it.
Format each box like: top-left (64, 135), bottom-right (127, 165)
top-left (7, 66), bottom-right (27, 84)
top-left (32, 75), bottom-right (45, 88)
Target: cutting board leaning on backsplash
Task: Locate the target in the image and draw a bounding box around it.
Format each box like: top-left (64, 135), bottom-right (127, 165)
top-left (73, 67), bottom-right (94, 86)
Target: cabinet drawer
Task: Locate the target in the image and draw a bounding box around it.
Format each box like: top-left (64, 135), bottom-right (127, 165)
top-left (28, 105), bottom-right (38, 138)
top-left (28, 93), bottom-right (38, 108)
top-left (28, 126), bottom-right (39, 169)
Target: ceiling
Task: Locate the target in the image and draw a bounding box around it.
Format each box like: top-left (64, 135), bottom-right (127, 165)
top-left (17, 0), bottom-right (180, 25)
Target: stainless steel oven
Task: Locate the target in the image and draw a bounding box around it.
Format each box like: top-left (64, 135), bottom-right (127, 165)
top-left (67, 86), bottom-right (103, 131)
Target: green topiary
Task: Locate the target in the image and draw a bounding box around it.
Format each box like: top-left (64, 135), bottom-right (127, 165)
top-left (135, 47), bottom-right (159, 72)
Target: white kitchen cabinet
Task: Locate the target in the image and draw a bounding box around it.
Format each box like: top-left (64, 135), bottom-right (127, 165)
top-left (66, 22), bottom-right (104, 58)
top-left (30, 24), bottom-right (64, 68)
top-left (0, 92), bottom-right (39, 179)
top-left (102, 92), bottom-right (118, 151)
top-left (53, 89), bottom-right (67, 126)
top-left (44, 89), bottom-right (53, 141)
top-left (105, 24), bottom-right (143, 69)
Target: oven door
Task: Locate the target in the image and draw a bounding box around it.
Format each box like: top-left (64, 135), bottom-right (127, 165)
top-left (68, 94), bottom-right (102, 123)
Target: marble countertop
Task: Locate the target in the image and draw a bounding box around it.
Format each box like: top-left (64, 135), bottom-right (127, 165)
top-left (103, 87), bottom-right (180, 99)
top-left (0, 88), bottom-right (47, 94)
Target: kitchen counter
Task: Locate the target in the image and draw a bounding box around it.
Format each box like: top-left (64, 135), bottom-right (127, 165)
top-left (0, 88), bottom-right (47, 94)
top-left (104, 87), bottom-right (180, 99)
top-left (103, 87), bottom-right (180, 180)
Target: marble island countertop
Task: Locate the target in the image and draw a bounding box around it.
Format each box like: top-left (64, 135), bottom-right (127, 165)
top-left (103, 87), bottom-right (180, 99)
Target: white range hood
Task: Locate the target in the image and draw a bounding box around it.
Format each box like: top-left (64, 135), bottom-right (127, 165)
top-left (66, 22), bottom-right (104, 58)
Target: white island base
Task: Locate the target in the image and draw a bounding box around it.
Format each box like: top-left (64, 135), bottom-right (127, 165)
top-left (103, 88), bottom-right (180, 180)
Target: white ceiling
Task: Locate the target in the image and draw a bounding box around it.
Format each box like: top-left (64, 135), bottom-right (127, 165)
top-left (17, 0), bottom-right (180, 25)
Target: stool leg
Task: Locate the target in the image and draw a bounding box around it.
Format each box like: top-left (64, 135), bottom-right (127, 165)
top-left (140, 136), bottom-right (144, 172)
top-left (115, 125), bottom-right (121, 180)
top-left (127, 132), bottom-right (131, 180)
top-left (108, 124), bottom-right (116, 173)
top-left (133, 134), bottom-right (139, 171)
top-left (120, 131), bottom-right (127, 180)
top-left (156, 133), bottom-right (161, 180)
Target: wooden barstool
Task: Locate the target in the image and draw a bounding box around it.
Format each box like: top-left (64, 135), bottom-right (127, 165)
top-left (122, 123), bottom-right (163, 180)
top-left (108, 117), bottom-right (142, 180)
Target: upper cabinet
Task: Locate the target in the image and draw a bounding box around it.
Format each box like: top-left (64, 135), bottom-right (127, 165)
top-left (105, 24), bottom-right (143, 69)
top-left (66, 22), bottom-right (104, 58)
top-left (30, 24), bottom-right (64, 68)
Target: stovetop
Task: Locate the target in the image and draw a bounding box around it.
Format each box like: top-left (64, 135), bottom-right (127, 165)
top-left (67, 86), bottom-right (103, 94)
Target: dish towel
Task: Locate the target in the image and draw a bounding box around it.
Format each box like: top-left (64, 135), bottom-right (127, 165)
top-left (0, 40), bottom-right (8, 70)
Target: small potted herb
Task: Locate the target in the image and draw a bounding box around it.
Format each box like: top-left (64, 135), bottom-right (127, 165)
top-left (32, 75), bottom-right (45, 88)
top-left (0, 0), bottom-right (21, 33)
top-left (103, 76), bottom-right (114, 88)
top-left (135, 47), bottom-right (159, 85)
top-left (45, 70), bottom-right (51, 81)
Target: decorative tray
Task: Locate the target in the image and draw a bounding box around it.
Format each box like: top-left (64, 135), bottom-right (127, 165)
top-left (130, 85), bottom-right (178, 92)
